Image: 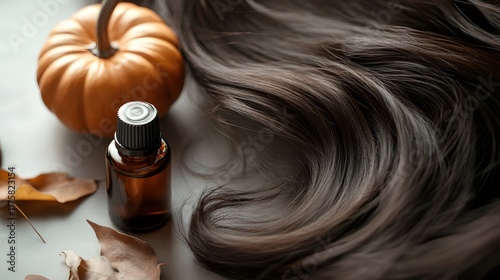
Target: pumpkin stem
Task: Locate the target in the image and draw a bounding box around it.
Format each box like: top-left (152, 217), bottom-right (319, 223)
top-left (90, 0), bottom-right (119, 58)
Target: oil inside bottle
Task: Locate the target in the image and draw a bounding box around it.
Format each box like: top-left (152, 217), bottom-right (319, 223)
top-left (105, 101), bottom-right (171, 233)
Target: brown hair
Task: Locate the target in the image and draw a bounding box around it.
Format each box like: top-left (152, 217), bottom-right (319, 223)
top-left (142, 0), bottom-right (500, 279)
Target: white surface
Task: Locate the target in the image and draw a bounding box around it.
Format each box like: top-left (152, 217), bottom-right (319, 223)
top-left (0, 1), bottom-right (230, 279)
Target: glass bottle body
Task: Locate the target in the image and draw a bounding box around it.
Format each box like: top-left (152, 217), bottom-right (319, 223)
top-left (106, 139), bottom-right (170, 233)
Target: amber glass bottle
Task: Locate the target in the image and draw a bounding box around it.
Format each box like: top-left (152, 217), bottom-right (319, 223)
top-left (106, 101), bottom-right (171, 233)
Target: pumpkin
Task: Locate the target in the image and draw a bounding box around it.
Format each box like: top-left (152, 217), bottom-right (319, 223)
top-left (37, 0), bottom-right (184, 137)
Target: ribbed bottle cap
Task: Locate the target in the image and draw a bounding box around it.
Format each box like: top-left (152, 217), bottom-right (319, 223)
top-left (114, 101), bottom-right (161, 156)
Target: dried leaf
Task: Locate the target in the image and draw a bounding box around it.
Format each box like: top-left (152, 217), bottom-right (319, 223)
top-left (60, 220), bottom-right (161, 280)
top-left (63, 251), bottom-right (118, 280)
top-left (0, 170), bottom-right (96, 203)
top-left (25, 276), bottom-right (50, 280)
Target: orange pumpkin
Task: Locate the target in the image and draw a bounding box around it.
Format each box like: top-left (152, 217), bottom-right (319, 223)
top-left (37, 0), bottom-right (184, 137)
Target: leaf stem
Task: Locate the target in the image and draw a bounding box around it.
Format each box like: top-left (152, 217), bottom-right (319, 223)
top-left (13, 203), bottom-right (46, 243)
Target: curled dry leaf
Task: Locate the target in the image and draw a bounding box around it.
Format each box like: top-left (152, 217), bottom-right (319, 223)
top-left (25, 221), bottom-right (161, 280)
top-left (0, 169), bottom-right (97, 203)
top-left (61, 220), bottom-right (161, 280)
top-left (62, 251), bottom-right (119, 280)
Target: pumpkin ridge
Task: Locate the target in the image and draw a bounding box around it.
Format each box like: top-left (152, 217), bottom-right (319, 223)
top-left (42, 45), bottom-right (90, 58)
top-left (110, 52), bottom-right (169, 112)
top-left (51, 20), bottom-right (94, 41)
top-left (38, 54), bottom-right (82, 98)
top-left (70, 4), bottom-right (100, 42)
top-left (46, 33), bottom-right (94, 46)
top-left (132, 6), bottom-right (165, 24)
top-left (120, 49), bottom-right (168, 69)
top-left (120, 39), bottom-right (176, 62)
top-left (108, 52), bottom-right (146, 103)
top-left (109, 4), bottom-right (139, 41)
top-left (122, 46), bottom-right (184, 99)
top-left (120, 23), bottom-right (179, 47)
top-left (111, 5), bottom-right (165, 41)
top-left (118, 44), bottom-right (177, 82)
top-left (72, 66), bottom-right (90, 132)
top-left (37, 22), bottom-right (93, 56)
top-left (81, 60), bottom-right (107, 131)
top-left (37, 48), bottom-right (91, 82)
top-left (115, 52), bottom-right (159, 79)
top-left (49, 58), bottom-right (93, 131)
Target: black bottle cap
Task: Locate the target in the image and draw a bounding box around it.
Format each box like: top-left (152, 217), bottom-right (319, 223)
top-left (114, 101), bottom-right (161, 156)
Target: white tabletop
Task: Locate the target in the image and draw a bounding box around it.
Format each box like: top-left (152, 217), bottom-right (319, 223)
top-left (0, 1), bottom-right (229, 279)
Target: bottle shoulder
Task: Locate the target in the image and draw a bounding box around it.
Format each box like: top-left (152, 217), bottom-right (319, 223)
top-left (106, 139), bottom-right (170, 176)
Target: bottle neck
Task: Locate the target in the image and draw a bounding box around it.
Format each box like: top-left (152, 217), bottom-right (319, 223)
top-left (114, 138), bottom-right (162, 157)
top-left (116, 139), bottom-right (168, 164)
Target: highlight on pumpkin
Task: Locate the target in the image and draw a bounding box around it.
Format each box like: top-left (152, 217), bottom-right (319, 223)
top-left (36, 0), bottom-right (185, 138)
top-left (141, 0), bottom-right (498, 279)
